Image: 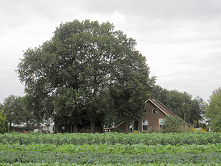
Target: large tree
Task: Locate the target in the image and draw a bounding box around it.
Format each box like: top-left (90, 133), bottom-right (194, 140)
top-left (205, 87), bottom-right (221, 131)
top-left (17, 20), bottom-right (154, 132)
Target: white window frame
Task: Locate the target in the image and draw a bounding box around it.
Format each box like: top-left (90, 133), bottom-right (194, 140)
top-left (142, 120), bottom-right (148, 131)
top-left (159, 118), bottom-right (165, 128)
top-left (143, 109), bottom-right (147, 115)
top-left (152, 109), bottom-right (158, 115)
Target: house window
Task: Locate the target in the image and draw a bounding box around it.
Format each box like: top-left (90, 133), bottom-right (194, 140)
top-left (142, 120), bottom-right (148, 131)
top-left (143, 109), bottom-right (147, 115)
top-left (133, 120), bottom-right (138, 130)
top-left (159, 119), bottom-right (165, 128)
top-left (153, 109), bottom-right (158, 115)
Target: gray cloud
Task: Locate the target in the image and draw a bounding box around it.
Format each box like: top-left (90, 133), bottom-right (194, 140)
top-left (1, 0), bottom-right (221, 103)
top-left (82, 0), bottom-right (221, 19)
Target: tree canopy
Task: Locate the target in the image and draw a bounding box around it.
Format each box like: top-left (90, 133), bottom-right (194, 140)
top-left (209, 87), bottom-right (221, 100)
top-left (17, 20), bottom-right (154, 132)
top-left (3, 95), bottom-right (27, 130)
top-left (0, 103), bottom-right (3, 112)
top-left (205, 87), bottom-right (221, 132)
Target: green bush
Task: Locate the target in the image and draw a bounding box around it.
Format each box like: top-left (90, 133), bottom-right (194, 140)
top-left (162, 115), bottom-right (185, 133)
top-left (0, 110), bottom-right (9, 133)
top-left (148, 126), bottom-right (162, 133)
top-left (110, 128), bottom-right (122, 133)
top-left (211, 115), bottom-right (221, 132)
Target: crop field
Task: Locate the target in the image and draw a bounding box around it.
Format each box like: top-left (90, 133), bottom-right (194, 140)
top-left (0, 132), bottom-right (221, 165)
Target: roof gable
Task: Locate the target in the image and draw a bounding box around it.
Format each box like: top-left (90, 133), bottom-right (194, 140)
top-left (146, 98), bottom-right (176, 117)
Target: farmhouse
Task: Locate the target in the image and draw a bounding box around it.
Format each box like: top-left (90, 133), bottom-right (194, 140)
top-left (116, 98), bottom-right (189, 132)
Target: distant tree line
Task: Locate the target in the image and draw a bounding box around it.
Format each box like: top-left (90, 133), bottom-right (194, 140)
top-left (151, 85), bottom-right (205, 127)
top-left (1, 85), bottom-right (207, 132)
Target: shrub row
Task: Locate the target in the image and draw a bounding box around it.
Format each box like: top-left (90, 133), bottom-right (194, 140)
top-left (0, 132), bottom-right (221, 145)
top-left (1, 143), bottom-right (221, 154)
top-left (1, 151), bottom-right (221, 164)
top-left (0, 162), bottom-right (220, 166)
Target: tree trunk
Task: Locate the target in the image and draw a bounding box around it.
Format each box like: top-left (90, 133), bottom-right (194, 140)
top-left (126, 122), bottom-right (129, 133)
top-left (9, 122), bottom-right (12, 131)
top-left (73, 123), bottom-right (78, 133)
top-left (90, 122), bottom-right (95, 133)
top-left (101, 123), bottom-right (104, 133)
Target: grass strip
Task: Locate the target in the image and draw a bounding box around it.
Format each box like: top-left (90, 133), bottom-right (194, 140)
top-left (1, 143), bottom-right (221, 154)
top-left (0, 151), bottom-right (221, 164)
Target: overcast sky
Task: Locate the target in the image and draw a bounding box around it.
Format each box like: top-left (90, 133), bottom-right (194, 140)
top-left (1, 0), bottom-right (221, 104)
